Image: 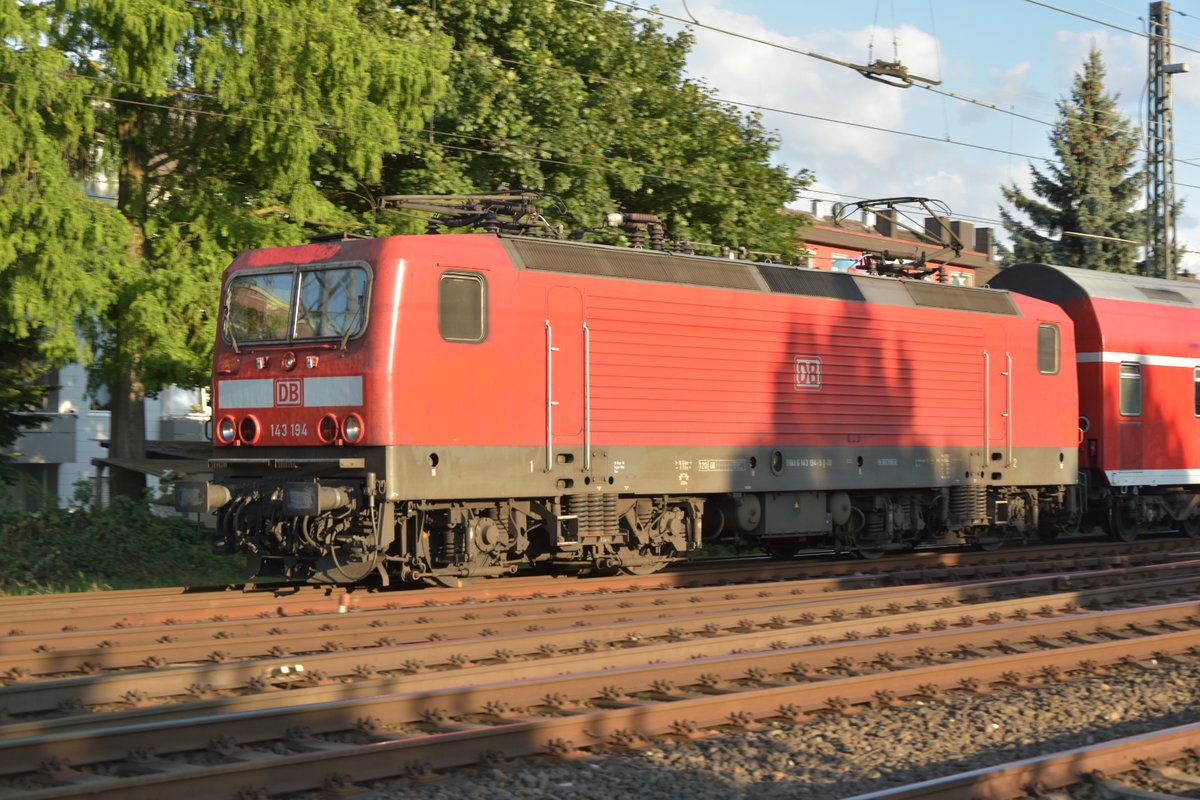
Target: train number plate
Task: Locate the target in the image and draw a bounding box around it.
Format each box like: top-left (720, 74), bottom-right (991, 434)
top-left (270, 422), bottom-right (309, 438)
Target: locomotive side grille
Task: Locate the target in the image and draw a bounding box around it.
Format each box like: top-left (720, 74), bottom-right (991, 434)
top-left (904, 282), bottom-right (1018, 315)
top-left (758, 265), bottom-right (866, 301)
top-left (504, 238), bottom-right (763, 291)
top-left (1137, 286), bottom-right (1192, 305)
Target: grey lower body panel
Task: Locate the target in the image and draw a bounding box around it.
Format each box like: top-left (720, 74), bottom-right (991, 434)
top-left (382, 443), bottom-right (1078, 501)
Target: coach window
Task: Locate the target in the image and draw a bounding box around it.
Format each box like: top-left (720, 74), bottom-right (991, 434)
top-left (438, 271), bottom-right (488, 343)
top-left (1037, 323), bottom-right (1060, 374)
top-left (1120, 362), bottom-right (1142, 416)
top-left (1194, 368), bottom-right (1200, 416)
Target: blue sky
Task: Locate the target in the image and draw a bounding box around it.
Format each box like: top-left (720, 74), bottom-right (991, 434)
top-left (628, 0), bottom-right (1200, 271)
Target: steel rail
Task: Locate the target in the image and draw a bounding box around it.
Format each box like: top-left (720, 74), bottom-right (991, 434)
top-left (841, 721), bottom-right (1200, 800)
top-left (8, 551), bottom-right (1197, 662)
top-left (8, 627), bottom-right (1200, 800)
top-left (4, 559), bottom-right (1199, 680)
top-left (0, 571), bottom-right (1016, 654)
top-left (1, 597), bottom-right (1197, 751)
top-left (2, 564), bottom-right (1198, 719)
top-left (1, 538), bottom-right (1192, 631)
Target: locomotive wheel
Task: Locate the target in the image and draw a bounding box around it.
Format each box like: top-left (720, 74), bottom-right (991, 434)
top-left (762, 538), bottom-right (803, 559)
top-left (1105, 501), bottom-right (1141, 543)
top-left (973, 533), bottom-right (1006, 552)
top-left (620, 560), bottom-right (670, 576)
top-left (319, 541), bottom-right (380, 584)
top-left (426, 572), bottom-right (474, 588)
top-left (834, 508), bottom-right (884, 559)
top-left (607, 545), bottom-right (674, 575)
top-left (1181, 514), bottom-right (1200, 539)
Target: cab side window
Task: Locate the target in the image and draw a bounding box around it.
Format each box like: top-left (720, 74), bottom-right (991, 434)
top-left (438, 271), bottom-right (488, 343)
top-left (1037, 324), bottom-right (1060, 374)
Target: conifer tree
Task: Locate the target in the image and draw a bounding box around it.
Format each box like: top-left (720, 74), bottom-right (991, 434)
top-left (43, 0), bottom-right (449, 497)
top-left (998, 50), bottom-right (1143, 273)
top-left (0, 0), bottom-right (129, 363)
top-left (4, 0), bottom-right (805, 499)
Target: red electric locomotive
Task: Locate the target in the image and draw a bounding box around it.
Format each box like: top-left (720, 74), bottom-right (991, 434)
top-left (990, 262), bottom-right (1200, 539)
top-left (176, 197), bottom-right (1082, 585)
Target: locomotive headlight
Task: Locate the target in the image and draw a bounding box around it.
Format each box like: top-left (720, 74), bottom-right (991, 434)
top-left (341, 413), bottom-right (364, 443)
top-left (317, 414), bottom-right (339, 444)
top-left (216, 416), bottom-right (237, 444)
top-left (239, 415), bottom-right (262, 444)
top-left (281, 351), bottom-right (297, 371)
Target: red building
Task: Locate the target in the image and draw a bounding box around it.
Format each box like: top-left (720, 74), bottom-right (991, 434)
top-left (791, 205), bottom-right (999, 287)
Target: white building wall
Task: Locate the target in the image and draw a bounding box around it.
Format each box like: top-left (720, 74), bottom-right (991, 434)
top-left (5, 363), bottom-right (210, 509)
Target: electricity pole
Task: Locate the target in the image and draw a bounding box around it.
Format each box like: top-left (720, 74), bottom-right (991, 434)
top-left (1146, 1), bottom-right (1187, 279)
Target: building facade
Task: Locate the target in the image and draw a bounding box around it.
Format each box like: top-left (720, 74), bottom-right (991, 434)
top-left (794, 205), bottom-right (999, 286)
top-left (3, 364), bottom-right (210, 509)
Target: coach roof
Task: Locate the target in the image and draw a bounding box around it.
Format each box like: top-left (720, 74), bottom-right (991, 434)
top-left (990, 262), bottom-right (1200, 308)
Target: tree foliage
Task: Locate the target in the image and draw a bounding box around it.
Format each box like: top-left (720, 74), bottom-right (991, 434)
top-left (52, 0), bottom-right (451, 391)
top-left (0, 0), bottom-right (129, 364)
top-left (0, 333), bottom-right (52, 459)
top-left (998, 50), bottom-right (1143, 272)
top-left (381, 1), bottom-right (808, 255)
top-left (2, 0), bottom-right (808, 497)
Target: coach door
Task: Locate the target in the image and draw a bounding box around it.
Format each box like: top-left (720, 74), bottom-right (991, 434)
top-left (546, 287), bottom-right (586, 461)
top-left (983, 327), bottom-right (1011, 469)
top-left (1116, 361), bottom-right (1143, 469)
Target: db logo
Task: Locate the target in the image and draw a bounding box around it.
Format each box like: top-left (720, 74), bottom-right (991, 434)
top-left (794, 357), bottom-right (822, 390)
top-left (274, 378), bottom-right (303, 407)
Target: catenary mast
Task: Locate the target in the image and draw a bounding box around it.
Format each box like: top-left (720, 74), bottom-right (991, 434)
top-left (1146, 1), bottom-right (1186, 279)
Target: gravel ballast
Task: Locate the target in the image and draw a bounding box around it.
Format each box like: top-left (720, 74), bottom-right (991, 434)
top-left (363, 662), bottom-right (1200, 799)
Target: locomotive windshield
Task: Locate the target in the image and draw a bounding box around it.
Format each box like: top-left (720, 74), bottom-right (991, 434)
top-left (226, 265), bottom-right (370, 344)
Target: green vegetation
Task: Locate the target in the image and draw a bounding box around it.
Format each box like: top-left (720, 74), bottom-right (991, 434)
top-left (0, 487), bottom-right (241, 594)
top-left (1, 0), bottom-right (808, 500)
top-left (998, 50), bottom-right (1143, 272)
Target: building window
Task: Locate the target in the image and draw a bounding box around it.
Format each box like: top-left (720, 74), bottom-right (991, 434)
top-left (438, 271), bottom-right (488, 343)
top-left (830, 253), bottom-right (857, 272)
top-left (1119, 362), bottom-right (1142, 417)
top-left (1037, 324), bottom-right (1060, 375)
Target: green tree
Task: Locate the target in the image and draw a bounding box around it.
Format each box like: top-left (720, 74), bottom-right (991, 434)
top-left (0, 0), bottom-right (128, 410)
top-left (382, 1), bottom-right (807, 255)
top-left (0, 333), bottom-right (52, 463)
top-left (998, 49), bottom-right (1143, 272)
top-left (44, 0), bottom-right (449, 496)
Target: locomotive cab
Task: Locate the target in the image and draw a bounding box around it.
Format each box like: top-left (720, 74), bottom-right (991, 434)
top-left (176, 246), bottom-right (384, 583)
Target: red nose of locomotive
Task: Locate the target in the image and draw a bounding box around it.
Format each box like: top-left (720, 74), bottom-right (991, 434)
top-left (210, 357), bottom-right (367, 448)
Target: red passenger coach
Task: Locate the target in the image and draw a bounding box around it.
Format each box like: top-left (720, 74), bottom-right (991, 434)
top-left (177, 203), bottom-right (1084, 586)
top-left (990, 263), bottom-right (1200, 539)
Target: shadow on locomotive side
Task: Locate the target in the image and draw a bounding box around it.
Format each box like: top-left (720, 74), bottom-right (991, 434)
top-left (174, 194), bottom-right (1200, 587)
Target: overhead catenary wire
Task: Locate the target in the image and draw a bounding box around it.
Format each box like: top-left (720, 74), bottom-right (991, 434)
top-left (145, 1), bottom-right (1200, 169)
top-left (0, 45), bottom-right (1101, 197)
top-left (579, 0), bottom-right (1200, 170)
top-left (0, 49), bottom-right (811, 199)
top-left (0, 78), bottom-right (801, 205)
top-left (12, 0), bottom-right (1194, 255)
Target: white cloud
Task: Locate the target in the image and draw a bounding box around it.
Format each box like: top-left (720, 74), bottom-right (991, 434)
top-left (649, 1), bottom-right (1200, 270)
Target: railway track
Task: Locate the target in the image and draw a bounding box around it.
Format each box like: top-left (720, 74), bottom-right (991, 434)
top-left (3, 538), bottom-right (1200, 799)
top-left (848, 723), bottom-right (1200, 800)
